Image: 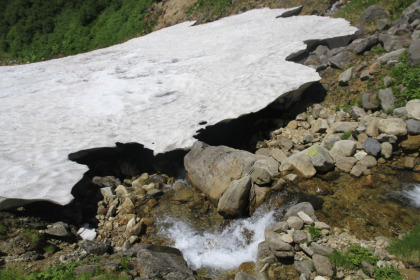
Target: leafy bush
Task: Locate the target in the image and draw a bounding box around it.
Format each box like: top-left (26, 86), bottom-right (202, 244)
top-left (308, 225), bottom-right (322, 242)
top-left (373, 265), bottom-right (404, 280)
top-left (390, 51), bottom-right (420, 107)
top-left (388, 224), bottom-right (420, 265)
top-left (328, 244), bottom-right (380, 269)
top-left (43, 245), bottom-right (55, 254)
top-left (0, 267), bottom-right (24, 280)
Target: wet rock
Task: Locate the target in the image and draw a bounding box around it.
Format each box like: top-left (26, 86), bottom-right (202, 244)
top-left (287, 216), bottom-right (304, 230)
top-left (377, 118), bottom-right (408, 136)
top-left (362, 91), bottom-right (380, 111)
top-left (284, 202), bottom-right (317, 222)
top-left (360, 5), bottom-right (388, 23)
top-left (307, 145), bottom-right (334, 172)
top-left (407, 119), bottom-right (420, 135)
top-left (329, 51), bottom-right (354, 70)
top-left (218, 176), bottom-right (252, 218)
top-left (376, 48), bottom-right (406, 64)
top-left (313, 254), bottom-right (334, 277)
top-left (311, 243), bottom-right (333, 256)
top-left (335, 155), bottom-right (357, 173)
top-left (280, 151), bottom-right (316, 178)
top-left (134, 245), bottom-right (195, 280)
top-left (295, 260), bottom-right (313, 276)
top-left (380, 142), bottom-right (393, 159)
top-left (409, 39), bottom-right (420, 66)
top-left (407, 99), bottom-right (420, 120)
top-left (329, 140), bottom-right (357, 160)
top-left (45, 222), bottom-right (70, 238)
top-left (403, 157), bottom-right (416, 169)
top-left (363, 137), bottom-right (381, 157)
top-left (351, 164), bottom-right (368, 177)
top-left (79, 240), bottom-right (111, 255)
top-left (401, 134), bottom-right (420, 150)
top-left (338, 67), bottom-right (353, 86)
top-left (235, 272), bottom-right (259, 280)
top-left (378, 89), bottom-right (395, 111)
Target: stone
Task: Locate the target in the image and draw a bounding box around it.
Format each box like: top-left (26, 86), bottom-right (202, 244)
top-left (383, 76), bottom-right (394, 87)
top-left (360, 69), bottom-right (371, 81)
top-left (100, 187), bottom-right (114, 199)
top-left (329, 51), bottom-right (354, 70)
top-left (381, 142), bottom-right (393, 159)
top-left (284, 202), bottom-right (317, 222)
top-left (218, 176), bottom-right (252, 218)
top-left (379, 30), bottom-right (411, 52)
top-left (378, 88), bottom-right (395, 111)
top-left (362, 91), bottom-right (379, 110)
top-left (45, 222), bottom-right (70, 238)
top-left (407, 99), bottom-right (420, 120)
top-left (407, 119), bottom-right (420, 135)
top-left (295, 260), bottom-right (313, 276)
top-left (311, 243), bottom-right (333, 256)
top-left (265, 229), bottom-right (294, 255)
top-left (409, 38), bottom-right (420, 66)
top-left (249, 185), bottom-right (270, 214)
top-left (354, 150), bottom-right (368, 160)
top-left (249, 166), bottom-right (271, 185)
top-left (294, 230), bottom-right (309, 244)
top-left (298, 211), bottom-right (314, 225)
top-left (329, 140), bottom-right (357, 160)
top-left (369, 61), bottom-right (381, 74)
top-left (314, 222), bottom-right (330, 230)
top-left (365, 117), bottom-right (380, 137)
top-left (307, 145), bottom-right (335, 172)
top-left (75, 265), bottom-right (99, 277)
top-left (377, 19), bottom-right (390, 30)
top-left (253, 158), bottom-right (280, 178)
top-left (255, 148), bottom-right (271, 157)
top-left (313, 254), bottom-right (334, 277)
top-left (404, 157), bottom-right (416, 169)
top-left (115, 185), bottom-right (129, 198)
top-left (277, 136), bottom-right (294, 151)
top-left (360, 5), bottom-right (388, 23)
top-left (270, 148), bottom-right (287, 163)
top-left (377, 118), bottom-right (408, 136)
top-left (287, 216), bottom-right (304, 230)
top-left (311, 119), bottom-right (329, 134)
top-left (352, 35), bottom-right (379, 54)
top-left (285, 173), bottom-right (298, 182)
top-left (376, 48), bottom-right (405, 64)
top-left (358, 155), bottom-right (377, 167)
top-left (79, 240), bottom-right (110, 255)
top-left (401, 134), bottom-right (420, 150)
top-left (348, 106), bottom-right (367, 121)
top-left (377, 133), bottom-right (398, 143)
top-left (235, 272), bottom-right (259, 280)
top-left (134, 245), bottom-right (195, 280)
top-left (280, 151), bottom-right (316, 178)
top-left (335, 155), bottom-right (358, 173)
top-left (184, 142), bottom-right (261, 203)
top-left (363, 137), bottom-right (381, 157)
top-left (351, 164), bottom-right (368, 177)
top-left (273, 221), bottom-right (289, 233)
top-left (280, 234), bottom-right (294, 243)
top-left (311, 104), bottom-right (324, 119)
top-left (338, 67), bottom-right (353, 86)
top-left (393, 107), bottom-right (408, 118)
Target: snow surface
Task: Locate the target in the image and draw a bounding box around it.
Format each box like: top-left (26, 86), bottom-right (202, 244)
top-left (0, 8), bottom-right (357, 208)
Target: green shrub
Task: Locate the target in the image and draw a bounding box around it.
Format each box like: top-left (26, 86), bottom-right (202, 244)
top-left (308, 226), bottom-right (322, 242)
top-left (390, 51), bottom-right (420, 107)
top-left (21, 229), bottom-right (41, 248)
top-left (328, 244), bottom-right (380, 269)
top-left (0, 267), bottom-right (24, 280)
top-left (186, 0), bottom-right (231, 21)
top-left (26, 262), bottom-right (80, 280)
top-left (340, 131), bottom-right (352, 140)
top-left (373, 265), bottom-right (404, 280)
top-left (43, 245), bottom-right (55, 254)
top-left (388, 224), bottom-right (420, 265)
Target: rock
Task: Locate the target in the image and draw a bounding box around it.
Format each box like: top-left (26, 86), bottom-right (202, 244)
top-left (284, 202), bottom-right (317, 222)
top-left (313, 254), bottom-right (334, 277)
top-left (376, 49), bottom-right (406, 64)
top-left (379, 30), bottom-right (412, 52)
top-left (393, 107), bottom-right (408, 118)
top-left (277, 136), bottom-right (294, 151)
top-left (354, 150), bottom-right (368, 160)
top-left (314, 222), bottom-right (330, 230)
top-left (134, 245), bottom-right (195, 280)
top-left (295, 260), bottom-right (313, 276)
top-left (184, 142), bottom-right (260, 203)
top-left (338, 67), bottom-right (353, 86)
top-left (369, 61), bottom-right (382, 74)
top-left (115, 185), bottom-right (129, 198)
top-left (358, 155), bottom-right (377, 167)
top-left (287, 216), bottom-right (304, 230)
top-left (45, 222), bottom-right (70, 238)
top-left (409, 39), bottom-right (420, 66)
top-left (352, 35), bottom-right (379, 54)
top-left (329, 51), bottom-right (354, 69)
top-left (79, 240), bottom-right (110, 255)
top-left (378, 88), bottom-right (395, 111)
top-left (249, 166), bottom-right (271, 185)
top-left (265, 229), bottom-right (294, 257)
top-left (300, 243), bottom-right (314, 257)
top-left (278, 5), bottom-right (303, 17)
top-left (377, 133), bottom-right (398, 143)
top-left (348, 106), bottom-right (366, 121)
top-left (377, 19), bottom-right (390, 30)
top-left (92, 176), bottom-right (121, 189)
top-left (311, 243), bottom-right (333, 256)
top-left (218, 176), bottom-right (252, 218)
top-left (401, 134), bottom-right (420, 150)
top-left (311, 119), bottom-right (329, 134)
top-left (383, 76), bottom-right (394, 87)
top-left (329, 140), bottom-right (357, 160)
top-left (294, 230), bottom-right (309, 244)
top-left (335, 155), bottom-right (358, 173)
top-left (404, 157), bottom-right (416, 169)
top-left (298, 211), bottom-right (314, 225)
top-left (407, 119), bottom-right (420, 135)
top-left (273, 221), bottom-right (289, 233)
top-left (365, 117), bottom-right (380, 137)
top-left (351, 164), bottom-right (368, 177)
top-left (311, 104), bottom-right (324, 119)
top-left (377, 118), bottom-right (408, 136)
top-left (256, 148), bottom-right (271, 157)
top-left (270, 148), bottom-right (287, 163)
top-left (381, 142), bottom-right (393, 159)
top-left (280, 151), bottom-right (316, 178)
top-left (100, 187), bottom-right (114, 199)
top-left (360, 69), bottom-right (371, 81)
top-left (307, 145), bottom-right (335, 172)
top-left (360, 5), bottom-right (388, 23)
top-left (235, 272), bottom-right (259, 280)
top-left (249, 185), bottom-right (270, 214)
top-left (253, 158), bottom-right (280, 178)
top-left (75, 265), bottom-right (99, 277)
top-left (363, 137), bottom-right (381, 157)
top-left (407, 99), bottom-right (420, 120)
top-left (280, 234), bottom-right (294, 243)
top-left (285, 173), bottom-right (298, 182)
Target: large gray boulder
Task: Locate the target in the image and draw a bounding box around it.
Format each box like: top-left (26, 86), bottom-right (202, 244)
top-left (378, 88), bottom-right (395, 111)
top-left (307, 145), bottom-right (335, 172)
top-left (364, 137), bottom-right (382, 157)
top-left (408, 39), bottom-right (420, 66)
top-left (407, 99), bottom-right (420, 120)
top-left (218, 176), bottom-right (252, 218)
top-left (376, 48), bottom-right (405, 64)
top-left (360, 5), bottom-right (388, 23)
top-left (280, 150), bottom-right (317, 178)
top-left (329, 140), bottom-right (358, 160)
top-left (184, 142), bottom-right (261, 203)
top-left (335, 155), bottom-right (358, 173)
top-left (265, 229), bottom-right (294, 258)
top-left (284, 202), bottom-right (317, 221)
top-left (362, 91), bottom-right (379, 110)
top-left (134, 245), bottom-right (195, 280)
top-left (407, 119), bottom-right (420, 135)
top-left (329, 51), bottom-right (354, 69)
top-left (377, 118), bottom-right (408, 136)
top-left (313, 254), bottom-right (334, 277)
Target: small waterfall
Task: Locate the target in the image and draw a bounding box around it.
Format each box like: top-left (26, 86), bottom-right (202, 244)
top-left (401, 183), bottom-right (420, 208)
top-left (328, 1), bottom-right (340, 13)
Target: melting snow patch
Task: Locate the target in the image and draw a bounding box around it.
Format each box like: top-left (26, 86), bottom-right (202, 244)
top-left (0, 8), bottom-right (357, 208)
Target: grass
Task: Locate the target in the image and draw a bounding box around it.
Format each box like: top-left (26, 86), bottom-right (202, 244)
top-left (308, 225), bottom-right (322, 242)
top-left (388, 224), bottom-right (420, 265)
top-left (328, 244), bottom-right (380, 269)
top-left (186, 0), bottom-right (232, 22)
top-left (340, 131), bottom-right (352, 140)
top-left (373, 265), bottom-right (404, 280)
top-left (21, 229), bottom-right (41, 249)
top-left (43, 245), bottom-right (55, 254)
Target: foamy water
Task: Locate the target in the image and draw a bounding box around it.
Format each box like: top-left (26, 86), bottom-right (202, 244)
top-left (401, 184), bottom-right (420, 208)
top-left (159, 207), bottom-right (279, 270)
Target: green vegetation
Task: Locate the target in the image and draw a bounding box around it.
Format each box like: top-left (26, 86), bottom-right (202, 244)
top-left (389, 51), bottom-right (420, 107)
top-left (308, 225), bottom-right (322, 242)
top-left (0, 267), bottom-right (24, 280)
top-left (388, 224), bottom-right (420, 265)
top-left (21, 229), bottom-right (41, 249)
top-left (186, 0), bottom-right (231, 22)
top-left (334, 0), bottom-right (416, 25)
top-left (43, 245), bottom-right (55, 254)
top-left (328, 244), bottom-right (380, 269)
top-left (0, 0), bottom-right (158, 63)
top-left (373, 265), bottom-right (404, 280)
top-left (340, 131), bottom-right (352, 140)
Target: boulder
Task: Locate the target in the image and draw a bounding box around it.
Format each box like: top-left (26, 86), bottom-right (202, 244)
top-left (287, 216), bottom-right (304, 230)
top-left (360, 69), bottom-right (371, 81)
top-left (79, 240), bottom-right (110, 255)
top-left (393, 1), bottom-right (420, 27)
top-left (376, 49), bottom-right (406, 64)
top-left (249, 167), bottom-right (271, 185)
top-left (284, 202), bottom-right (317, 221)
top-left (358, 155), bottom-right (377, 167)
top-left (280, 151), bottom-right (317, 178)
top-left (351, 35), bottom-right (379, 54)
top-left (253, 158), bottom-right (280, 178)
top-left (293, 230), bottom-right (309, 244)
top-left (307, 145), bottom-right (335, 172)
top-left (369, 61), bottom-right (382, 74)
top-left (407, 99), bottom-right (420, 120)
top-left (218, 176), bottom-right (252, 218)
top-left (408, 39), bottom-right (420, 66)
top-left (270, 148), bottom-right (287, 163)
top-left (134, 245), bottom-right (195, 280)
top-left (393, 107), bottom-right (408, 118)
top-left (329, 51), bottom-right (354, 69)
top-left (363, 137), bottom-right (382, 157)
top-left (377, 133), bottom-right (398, 144)
top-left (298, 211), bottom-right (314, 225)
top-left (338, 67), bottom-right (353, 86)
top-left (377, 118), bottom-right (408, 136)
top-left (401, 134), bottom-right (420, 150)
top-left (311, 243), bottom-right (333, 256)
top-left (380, 142), bottom-right (393, 159)
top-left (378, 89), bottom-right (395, 111)
top-left (379, 30), bottom-right (412, 52)
top-left (277, 136), bottom-right (294, 151)
top-left (184, 142), bottom-right (260, 203)
top-left (362, 91), bottom-right (379, 110)
top-left (407, 119), bottom-right (420, 135)
top-left (348, 106), bottom-right (367, 121)
top-left (45, 222), bottom-right (70, 238)
top-left (329, 140), bottom-right (357, 160)
top-left (351, 164), bottom-right (368, 177)
top-left (335, 155), bottom-right (357, 173)
top-left (295, 260), bottom-right (314, 276)
top-left (360, 5), bottom-right (388, 23)
top-left (365, 117), bottom-right (380, 137)
top-left (265, 229), bottom-right (294, 257)
top-left (313, 254), bottom-right (334, 277)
